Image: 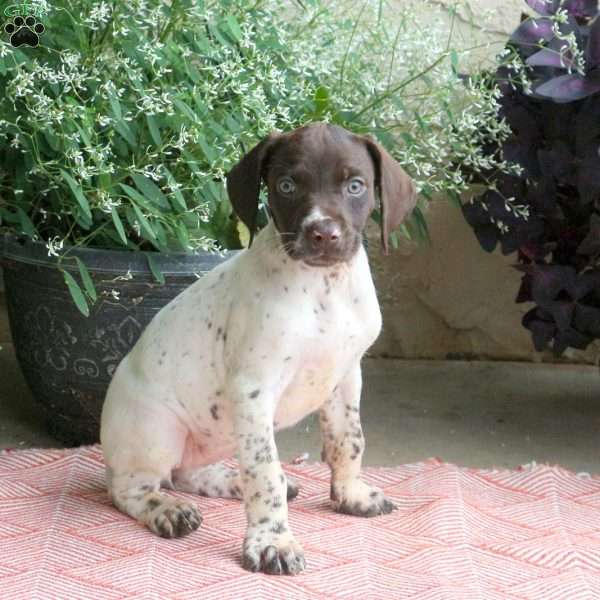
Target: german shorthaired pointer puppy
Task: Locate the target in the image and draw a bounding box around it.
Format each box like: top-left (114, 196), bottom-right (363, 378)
top-left (100, 122), bottom-right (417, 575)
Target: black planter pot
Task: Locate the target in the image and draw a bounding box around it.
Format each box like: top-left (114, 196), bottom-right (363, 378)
top-left (0, 234), bottom-right (234, 446)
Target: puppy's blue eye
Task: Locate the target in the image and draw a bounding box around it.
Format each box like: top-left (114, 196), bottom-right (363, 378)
top-left (347, 178), bottom-right (365, 196)
top-left (277, 177), bottom-right (296, 195)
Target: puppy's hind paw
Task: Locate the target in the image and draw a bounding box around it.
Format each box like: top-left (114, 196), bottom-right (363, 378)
top-left (146, 497), bottom-right (202, 538)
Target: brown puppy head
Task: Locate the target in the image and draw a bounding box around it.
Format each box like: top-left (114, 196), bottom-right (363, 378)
top-left (226, 123), bottom-right (417, 267)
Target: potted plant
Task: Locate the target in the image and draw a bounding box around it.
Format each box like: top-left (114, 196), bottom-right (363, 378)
top-left (0, 0), bottom-right (516, 444)
top-left (462, 0), bottom-right (600, 357)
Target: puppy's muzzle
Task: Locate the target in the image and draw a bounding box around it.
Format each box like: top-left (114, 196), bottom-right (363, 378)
top-left (304, 218), bottom-right (341, 254)
top-left (296, 217), bottom-right (350, 267)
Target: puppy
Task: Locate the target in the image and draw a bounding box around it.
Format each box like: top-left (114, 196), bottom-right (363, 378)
top-left (100, 122), bottom-right (416, 575)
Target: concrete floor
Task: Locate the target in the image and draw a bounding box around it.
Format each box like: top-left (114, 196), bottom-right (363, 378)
top-left (2, 293), bottom-right (600, 473)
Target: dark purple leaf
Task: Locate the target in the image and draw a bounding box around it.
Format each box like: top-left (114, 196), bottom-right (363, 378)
top-left (577, 214), bottom-right (600, 256)
top-left (535, 72), bottom-right (600, 102)
top-left (538, 141), bottom-right (573, 180)
top-left (586, 15), bottom-right (600, 68)
top-left (529, 264), bottom-right (576, 304)
top-left (504, 105), bottom-right (541, 143)
top-left (564, 0), bottom-right (599, 17)
top-left (510, 17), bottom-right (556, 46)
top-left (574, 302), bottom-right (600, 334)
top-left (522, 308), bottom-right (556, 350)
top-left (527, 47), bottom-right (576, 70)
top-left (577, 153), bottom-right (600, 203)
top-left (557, 14), bottom-right (585, 47)
top-left (462, 199), bottom-right (489, 226)
top-left (520, 239), bottom-right (547, 261)
top-left (500, 230), bottom-right (526, 255)
top-left (502, 142), bottom-right (541, 177)
top-left (495, 65), bottom-right (518, 95)
top-left (575, 95), bottom-right (600, 154)
top-left (553, 327), bottom-right (593, 354)
top-left (537, 306), bottom-right (555, 321)
top-left (526, 0), bottom-right (561, 15)
top-left (474, 224), bottom-right (499, 253)
top-left (540, 100), bottom-right (578, 139)
top-left (526, 179), bottom-right (557, 214)
top-left (549, 299), bottom-right (575, 330)
top-left (516, 274), bottom-right (533, 303)
top-left (570, 269), bottom-right (600, 298)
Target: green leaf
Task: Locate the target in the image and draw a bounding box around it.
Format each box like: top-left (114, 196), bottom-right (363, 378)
top-left (120, 183), bottom-right (161, 214)
top-left (197, 134), bottom-right (217, 162)
top-left (314, 85), bottom-right (330, 116)
top-left (146, 254), bottom-right (165, 285)
top-left (111, 208), bottom-right (128, 246)
top-left (450, 49), bottom-right (459, 74)
top-left (131, 173), bottom-right (170, 209)
top-left (399, 223), bottom-right (412, 241)
top-left (163, 167), bottom-right (186, 211)
top-left (225, 15), bottom-right (243, 42)
top-left (15, 207), bottom-right (36, 238)
top-left (175, 220), bottom-right (190, 250)
top-left (224, 114), bottom-right (241, 134)
top-left (132, 204), bottom-right (157, 241)
top-left (146, 115), bottom-right (163, 146)
top-left (208, 22), bottom-right (230, 47)
top-left (74, 122), bottom-right (92, 146)
top-left (98, 173), bottom-right (112, 189)
top-left (412, 205), bottom-right (431, 243)
top-left (60, 169), bottom-right (92, 222)
top-left (43, 129), bottom-right (60, 151)
top-left (447, 190), bottom-right (462, 209)
top-left (113, 120), bottom-right (137, 147)
top-left (172, 98), bottom-right (197, 122)
top-left (74, 257), bottom-right (97, 302)
top-left (107, 88), bottom-right (123, 120)
top-left (152, 219), bottom-right (168, 247)
top-left (63, 270), bottom-right (90, 317)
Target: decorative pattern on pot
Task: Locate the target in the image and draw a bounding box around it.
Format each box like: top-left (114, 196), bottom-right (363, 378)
top-left (23, 305), bottom-right (78, 372)
top-left (91, 313), bottom-right (144, 378)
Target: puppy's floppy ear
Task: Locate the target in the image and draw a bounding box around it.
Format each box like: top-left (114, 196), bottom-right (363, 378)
top-left (363, 136), bottom-right (417, 254)
top-left (226, 132), bottom-right (280, 245)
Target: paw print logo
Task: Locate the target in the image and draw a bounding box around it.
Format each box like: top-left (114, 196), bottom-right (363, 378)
top-left (4, 15), bottom-right (45, 48)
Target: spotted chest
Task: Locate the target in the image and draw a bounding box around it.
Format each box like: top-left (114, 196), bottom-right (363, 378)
top-left (272, 285), bottom-right (381, 430)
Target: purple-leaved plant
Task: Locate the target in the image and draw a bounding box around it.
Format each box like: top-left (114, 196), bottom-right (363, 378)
top-left (463, 0), bottom-right (600, 355)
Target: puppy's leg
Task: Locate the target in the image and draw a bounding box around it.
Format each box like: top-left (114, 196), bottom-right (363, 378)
top-left (230, 380), bottom-right (305, 575)
top-left (320, 362), bottom-right (396, 517)
top-left (101, 380), bottom-right (202, 539)
top-left (173, 463), bottom-right (242, 499)
top-left (172, 464), bottom-right (300, 501)
top-left (108, 469), bottom-right (202, 538)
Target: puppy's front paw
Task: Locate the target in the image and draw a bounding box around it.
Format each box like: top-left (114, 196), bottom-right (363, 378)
top-left (331, 479), bottom-right (396, 518)
top-left (242, 528), bottom-right (305, 575)
top-left (146, 497), bottom-right (202, 538)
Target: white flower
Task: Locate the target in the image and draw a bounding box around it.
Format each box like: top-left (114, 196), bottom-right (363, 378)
top-left (45, 236), bottom-right (64, 257)
top-left (83, 2), bottom-right (112, 31)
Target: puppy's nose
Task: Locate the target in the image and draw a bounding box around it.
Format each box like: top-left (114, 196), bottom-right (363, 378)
top-left (305, 219), bottom-right (341, 250)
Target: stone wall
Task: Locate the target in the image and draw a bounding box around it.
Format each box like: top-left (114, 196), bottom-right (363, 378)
top-left (366, 202), bottom-right (598, 364)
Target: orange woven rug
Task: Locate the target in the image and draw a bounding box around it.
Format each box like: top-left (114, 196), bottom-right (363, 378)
top-left (1, 445), bottom-right (600, 599)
